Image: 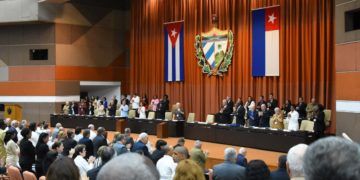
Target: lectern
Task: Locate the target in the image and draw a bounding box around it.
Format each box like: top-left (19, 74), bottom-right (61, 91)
top-left (4, 104), bottom-right (22, 120)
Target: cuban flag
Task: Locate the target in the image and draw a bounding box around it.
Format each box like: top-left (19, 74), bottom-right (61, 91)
top-left (252, 6), bottom-right (280, 76)
top-left (164, 21), bottom-right (184, 82)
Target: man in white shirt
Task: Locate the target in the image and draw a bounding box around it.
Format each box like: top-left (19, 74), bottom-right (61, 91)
top-left (88, 124), bottom-right (96, 140)
top-left (286, 105), bottom-right (300, 131)
top-left (156, 145), bottom-right (176, 180)
top-left (74, 127), bottom-right (83, 142)
top-left (131, 94), bottom-right (140, 110)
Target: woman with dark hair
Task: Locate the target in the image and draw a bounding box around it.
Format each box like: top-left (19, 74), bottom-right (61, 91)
top-left (19, 128), bottom-right (35, 172)
top-left (63, 130), bottom-right (77, 157)
top-left (5, 129), bottom-right (19, 167)
top-left (46, 157), bottom-right (80, 180)
top-left (73, 144), bottom-right (95, 177)
top-left (29, 122), bottom-right (39, 147)
top-left (246, 160), bottom-right (270, 180)
top-left (151, 139), bottom-right (167, 164)
top-left (35, 133), bottom-right (50, 177)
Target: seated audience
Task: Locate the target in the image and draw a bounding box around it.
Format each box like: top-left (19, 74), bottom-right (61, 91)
top-left (304, 137), bottom-right (360, 180)
top-left (306, 97), bottom-right (317, 119)
top-left (246, 160), bottom-right (270, 180)
top-left (35, 133), bottom-right (50, 177)
top-left (87, 146), bottom-right (115, 180)
top-left (113, 134), bottom-right (128, 156)
top-left (97, 153), bottom-right (159, 180)
top-left (247, 103), bottom-right (260, 127)
top-left (132, 132), bottom-right (151, 158)
top-left (236, 147), bottom-right (247, 167)
top-left (190, 140), bottom-right (208, 171)
top-left (156, 145), bottom-right (176, 180)
top-left (173, 159), bottom-right (205, 180)
top-left (270, 107), bottom-right (284, 129)
top-left (5, 129), bottom-right (20, 167)
top-left (213, 147), bottom-right (246, 180)
top-left (259, 104), bottom-right (271, 127)
top-left (63, 130), bottom-right (77, 156)
top-left (74, 127), bottom-right (83, 142)
top-left (287, 144), bottom-right (308, 180)
top-left (119, 100), bottom-right (129, 117)
top-left (73, 144), bottom-right (95, 177)
top-left (270, 155), bottom-right (289, 180)
top-left (174, 137), bottom-right (185, 149)
top-left (78, 129), bottom-right (94, 159)
top-left (19, 128), bottom-right (35, 172)
top-left (152, 139), bottom-right (167, 164)
top-left (286, 105), bottom-right (299, 131)
top-left (173, 146), bottom-right (189, 163)
top-left (296, 97), bottom-right (307, 119)
top-left (93, 127), bottom-right (108, 157)
top-left (46, 157), bottom-right (80, 180)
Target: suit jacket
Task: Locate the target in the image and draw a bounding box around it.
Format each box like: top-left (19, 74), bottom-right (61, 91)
top-left (259, 110), bottom-right (271, 127)
top-left (87, 165), bottom-right (102, 180)
top-left (247, 110), bottom-right (260, 127)
top-left (93, 135), bottom-right (107, 157)
top-left (19, 139), bottom-right (35, 167)
top-left (190, 148), bottom-right (207, 169)
top-left (79, 137), bottom-right (94, 159)
top-left (132, 141), bottom-right (151, 158)
top-left (236, 154), bottom-right (247, 167)
top-left (151, 149), bottom-right (165, 164)
top-left (227, 100), bottom-right (234, 112)
top-left (270, 168), bottom-right (290, 180)
top-left (213, 161), bottom-right (246, 180)
top-left (268, 99), bottom-right (278, 110)
top-left (235, 105), bottom-right (245, 125)
top-left (296, 103), bottom-right (307, 119)
top-left (313, 111), bottom-right (325, 133)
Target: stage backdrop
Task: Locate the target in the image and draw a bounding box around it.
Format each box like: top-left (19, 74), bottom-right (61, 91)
top-left (130, 0), bottom-right (335, 132)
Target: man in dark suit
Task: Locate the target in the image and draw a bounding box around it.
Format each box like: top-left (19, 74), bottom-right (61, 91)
top-left (93, 127), bottom-right (108, 157)
top-left (270, 155), bottom-right (290, 180)
top-left (313, 104), bottom-right (326, 139)
top-left (62, 130), bottom-right (77, 156)
top-left (296, 97), bottom-right (307, 119)
top-left (256, 95), bottom-right (266, 110)
top-left (259, 104), bottom-right (271, 127)
top-left (235, 102), bottom-right (246, 126)
top-left (213, 147), bottom-right (246, 180)
top-left (268, 93), bottom-right (278, 111)
top-left (247, 105), bottom-right (260, 127)
top-left (131, 132), bottom-right (151, 158)
top-left (87, 146), bottom-right (115, 180)
top-left (78, 129), bottom-right (94, 159)
top-left (226, 96), bottom-right (234, 111)
top-left (216, 99), bottom-right (233, 124)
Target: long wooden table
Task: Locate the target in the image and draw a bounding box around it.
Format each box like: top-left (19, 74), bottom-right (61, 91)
top-left (50, 114), bottom-right (314, 152)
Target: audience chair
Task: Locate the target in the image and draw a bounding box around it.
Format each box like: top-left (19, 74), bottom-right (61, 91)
top-left (299, 120), bottom-right (314, 132)
top-left (39, 176), bottom-right (46, 180)
top-left (128, 110), bottom-right (136, 118)
top-left (115, 110), bottom-right (120, 116)
top-left (324, 109), bottom-right (331, 126)
top-left (206, 115), bottom-right (215, 124)
top-left (147, 112), bottom-right (155, 119)
top-left (7, 166), bottom-right (22, 180)
top-left (165, 112), bottom-right (172, 120)
top-left (187, 113), bottom-right (195, 123)
top-left (231, 116), bottom-right (236, 124)
top-left (23, 171), bottom-right (37, 180)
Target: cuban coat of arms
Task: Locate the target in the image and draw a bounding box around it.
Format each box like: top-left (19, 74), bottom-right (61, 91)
top-left (195, 27), bottom-right (234, 76)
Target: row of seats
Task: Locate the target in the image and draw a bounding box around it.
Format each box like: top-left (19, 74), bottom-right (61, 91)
top-left (6, 166), bottom-right (45, 180)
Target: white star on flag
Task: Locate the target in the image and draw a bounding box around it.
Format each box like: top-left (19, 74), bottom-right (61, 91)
top-left (171, 29), bottom-right (177, 37)
top-left (268, 13), bottom-right (276, 24)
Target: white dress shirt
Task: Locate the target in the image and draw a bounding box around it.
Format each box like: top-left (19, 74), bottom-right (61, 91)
top-left (30, 131), bottom-right (39, 147)
top-left (287, 110), bottom-right (299, 131)
top-left (138, 106), bottom-right (146, 119)
top-left (74, 134), bottom-right (83, 142)
top-left (120, 104), bottom-right (129, 117)
top-left (90, 130), bottom-right (96, 140)
top-left (74, 155), bottom-right (94, 177)
top-left (156, 155), bottom-right (177, 180)
top-left (132, 96), bottom-right (140, 109)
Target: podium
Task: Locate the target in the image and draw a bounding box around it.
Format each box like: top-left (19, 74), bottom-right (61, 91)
top-left (116, 119), bottom-right (127, 133)
top-left (157, 122), bottom-right (168, 138)
top-left (4, 104), bottom-right (22, 121)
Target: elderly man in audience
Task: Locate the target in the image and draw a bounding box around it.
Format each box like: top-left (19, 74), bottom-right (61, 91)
top-left (304, 137), bottom-right (360, 180)
top-left (271, 107), bottom-right (284, 129)
top-left (306, 97), bottom-right (317, 119)
top-left (287, 143), bottom-right (308, 180)
top-left (87, 146), bottom-right (115, 180)
top-left (270, 155), bottom-right (289, 180)
top-left (93, 127), bottom-right (108, 157)
top-left (173, 146), bottom-right (189, 163)
top-left (236, 147), bottom-right (247, 167)
top-left (52, 123), bottom-right (62, 140)
top-left (174, 137), bottom-right (185, 149)
top-left (88, 124), bottom-right (97, 140)
top-left (190, 140), bottom-right (208, 171)
top-left (213, 147), bottom-right (246, 180)
top-left (286, 105), bottom-right (299, 131)
top-left (113, 134), bottom-right (128, 156)
top-left (132, 132), bottom-right (151, 158)
top-left (124, 128), bottom-right (134, 149)
top-left (156, 145), bottom-right (176, 180)
top-left (97, 153), bottom-right (160, 180)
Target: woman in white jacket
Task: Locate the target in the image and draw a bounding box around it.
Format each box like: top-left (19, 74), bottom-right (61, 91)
top-left (73, 144), bottom-right (95, 177)
top-left (286, 105), bottom-right (299, 131)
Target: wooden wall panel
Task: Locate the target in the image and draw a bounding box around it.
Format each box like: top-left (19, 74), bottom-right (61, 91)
top-left (335, 42), bottom-right (360, 72)
top-left (8, 66), bottom-right (55, 81)
top-left (55, 66), bottom-right (129, 81)
top-left (0, 81), bottom-right (55, 96)
top-left (336, 72), bottom-right (360, 101)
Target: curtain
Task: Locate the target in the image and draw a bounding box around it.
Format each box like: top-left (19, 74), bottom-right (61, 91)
top-left (130, 0), bottom-right (335, 132)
